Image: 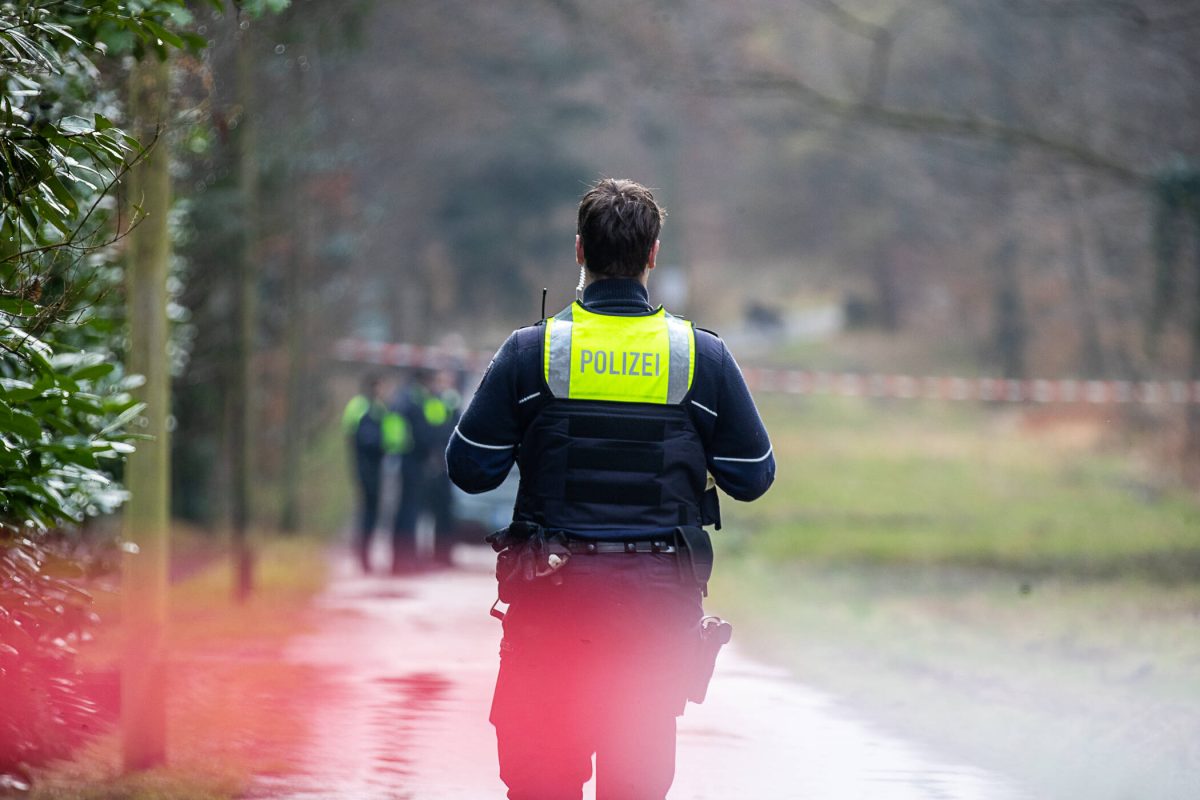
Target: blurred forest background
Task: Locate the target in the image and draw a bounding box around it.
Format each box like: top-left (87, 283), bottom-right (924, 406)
top-left (180, 4), bottom-right (1200, 795)
top-left (4, 0), bottom-right (1200, 797)
top-left (174, 0), bottom-right (1200, 528)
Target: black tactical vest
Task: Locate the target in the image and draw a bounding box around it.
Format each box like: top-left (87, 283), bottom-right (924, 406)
top-left (511, 304), bottom-right (712, 536)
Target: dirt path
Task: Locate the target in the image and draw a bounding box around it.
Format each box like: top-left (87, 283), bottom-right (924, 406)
top-left (249, 548), bottom-right (1030, 799)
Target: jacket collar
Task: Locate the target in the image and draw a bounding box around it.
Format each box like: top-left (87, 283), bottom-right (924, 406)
top-left (580, 278), bottom-right (654, 315)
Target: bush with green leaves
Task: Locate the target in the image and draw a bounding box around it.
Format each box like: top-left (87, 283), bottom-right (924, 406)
top-left (0, 0), bottom-right (228, 787)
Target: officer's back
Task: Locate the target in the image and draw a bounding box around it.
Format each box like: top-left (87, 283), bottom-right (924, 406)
top-left (445, 178), bottom-right (774, 800)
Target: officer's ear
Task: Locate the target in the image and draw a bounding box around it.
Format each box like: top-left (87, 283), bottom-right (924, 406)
top-left (575, 235), bottom-right (585, 266)
top-left (646, 239), bottom-right (660, 271)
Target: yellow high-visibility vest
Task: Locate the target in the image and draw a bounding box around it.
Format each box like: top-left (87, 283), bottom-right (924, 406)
top-left (542, 302), bottom-right (695, 404)
top-left (342, 395), bottom-right (372, 435)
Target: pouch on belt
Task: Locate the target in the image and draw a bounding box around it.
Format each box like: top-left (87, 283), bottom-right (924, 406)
top-left (487, 522), bottom-right (570, 604)
top-left (673, 525), bottom-right (713, 595)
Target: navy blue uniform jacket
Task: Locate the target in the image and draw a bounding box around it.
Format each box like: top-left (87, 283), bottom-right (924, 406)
top-left (445, 279), bottom-right (775, 517)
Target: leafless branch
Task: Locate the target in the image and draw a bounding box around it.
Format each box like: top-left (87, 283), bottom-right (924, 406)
top-left (805, 0), bottom-right (901, 108)
top-left (708, 70), bottom-right (1149, 186)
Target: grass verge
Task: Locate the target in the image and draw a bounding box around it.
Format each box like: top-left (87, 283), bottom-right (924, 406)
top-left (30, 532), bottom-right (329, 800)
top-left (711, 395), bottom-right (1200, 800)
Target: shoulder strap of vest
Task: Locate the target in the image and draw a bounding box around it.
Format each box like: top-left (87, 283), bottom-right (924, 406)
top-left (516, 320), bottom-right (550, 400)
top-left (664, 311), bottom-right (696, 404)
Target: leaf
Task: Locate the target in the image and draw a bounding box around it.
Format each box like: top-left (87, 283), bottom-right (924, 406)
top-left (39, 555), bottom-right (84, 580)
top-left (94, 440), bottom-right (135, 455)
top-left (71, 363), bottom-right (115, 383)
top-left (1, 380), bottom-right (43, 403)
top-left (0, 297), bottom-right (42, 318)
top-left (99, 402), bottom-right (147, 436)
top-left (65, 393), bottom-right (104, 414)
top-left (0, 410), bottom-right (43, 441)
top-left (44, 444), bottom-right (99, 469)
top-left (0, 326), bottom-right (55, 367)
top-left (34, 194), bottom-right (73, 236)
top-left (178, 32), bottom-right (209, 52)
top-left (58, 116), bottom-right (93, 136)
top-left (44, 176), bottom-right (80, 216)
top-left (140, 19), bottom-right (185, 51)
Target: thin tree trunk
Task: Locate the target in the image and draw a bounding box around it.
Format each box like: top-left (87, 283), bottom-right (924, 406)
top-left (1061, 174), bottom-right (1107, 378)
top-left (1187, 224), bottom-right (1200, 477)
top-left (279, 36), bottom-right (319, 533)
top-left (279, 198), bottom-right (309, 533)
top-left (872, 248), bottom-right (901, 331)
top-left (676, 93), bottom-right (721, 320)
top-left (993, 237), bottom-right (1027, 379)
top-left (122, 54), bottom-right (172, 772)
top-left (231, 16), bottom-right (258, 597)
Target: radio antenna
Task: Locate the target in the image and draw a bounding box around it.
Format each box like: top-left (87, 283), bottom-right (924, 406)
top-left (541, 287), bottom-right (547, 320)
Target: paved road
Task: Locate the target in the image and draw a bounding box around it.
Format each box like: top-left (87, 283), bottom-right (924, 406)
top-left (251, 547), bottom-right (1028, 799)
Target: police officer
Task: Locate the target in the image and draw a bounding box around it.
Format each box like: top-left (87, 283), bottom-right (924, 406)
top-left (423, 369), bottom-right (462, 565)
top-left (446, 178), bottom-right (774, 799)
top-left (342, 372), bottom-right (407, 573)
top-left (392, 368), bottom-right (461, 572)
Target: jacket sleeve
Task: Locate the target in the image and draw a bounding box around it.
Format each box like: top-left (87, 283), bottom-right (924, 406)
top-left (445, 333), bottom-right (522, 493)
top-left (691, 333), bottom-right (775, 502)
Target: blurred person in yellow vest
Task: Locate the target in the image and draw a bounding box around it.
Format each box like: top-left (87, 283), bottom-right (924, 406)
top-left (342, 372), bottom-right (408, 573)
top-left (390, 368), bottom-right (461, 573)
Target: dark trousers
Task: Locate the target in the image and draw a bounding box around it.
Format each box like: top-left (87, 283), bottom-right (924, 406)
top-left (425, 471), bottom-right (455, 564)
top-left (392, 456), bottom-right (423, 568)
top-left (353, 452), bottom-right (383, 571)
top-left (491, 553), bottom-right (702, 800)
top-left (393, 456), bottom-right (456, 568)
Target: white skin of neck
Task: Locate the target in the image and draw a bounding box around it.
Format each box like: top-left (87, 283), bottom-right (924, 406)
top-left (576, 234), bottom-right (659, 289)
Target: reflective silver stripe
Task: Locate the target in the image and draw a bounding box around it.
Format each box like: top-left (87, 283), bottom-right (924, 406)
top-left (712, 445), bottom-right (773, 463)
top-left (547, 305), bottom-right (574, 398)
top-left (453, 427), bottom-right (515, 451)
top-left (665, 314), bottom-right (692, 404)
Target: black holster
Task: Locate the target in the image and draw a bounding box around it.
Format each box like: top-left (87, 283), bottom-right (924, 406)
top-left (687, 615), bottom-right (733, 704)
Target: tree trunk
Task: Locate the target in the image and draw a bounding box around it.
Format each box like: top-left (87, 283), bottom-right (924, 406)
top-left (279, 197), bottom-right (309, 533)
top-left (992, 237), bottom-right (1027, 379)
top-left (230, 17), bottom-right (259, 597)
top-left (871, 248), bottom-right (901, 331)
top-left (279, 36), bottom-right (319, 534)
top-left (1061, 174), bottom-right (1107, 378)
top-left (1187, 225), bottom-right (1200, 478)
top-left (121, 54), bottom-right (172, 772)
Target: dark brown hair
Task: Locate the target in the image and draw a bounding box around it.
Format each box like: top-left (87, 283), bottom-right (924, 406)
top-left (576, 178), bottom-right (666, 278)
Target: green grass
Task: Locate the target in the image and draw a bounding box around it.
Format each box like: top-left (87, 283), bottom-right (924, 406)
top-left (722, 395), bottom-right (1200, 576)
top-left (248, 420), bottom-right (357, 541)
top-left (297, 422), bottom-right (357, 539)
top-left (711, 395), bottom-right (1200, 799)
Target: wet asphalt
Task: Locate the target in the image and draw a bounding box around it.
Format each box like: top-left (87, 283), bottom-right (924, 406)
top-left (249, 546), bottom-right (1029, 800)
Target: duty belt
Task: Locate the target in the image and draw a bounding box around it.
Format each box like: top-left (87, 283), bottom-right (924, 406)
top-left (563, 539), bottom-right (678, 555)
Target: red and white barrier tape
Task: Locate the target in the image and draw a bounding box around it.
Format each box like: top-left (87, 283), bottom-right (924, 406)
top-left (333, 339), bottom-right (493, 373)
top-left (739, 369), bottom-right (1200, 404)
top-left (333, 339), bottom-right (1200, 405)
